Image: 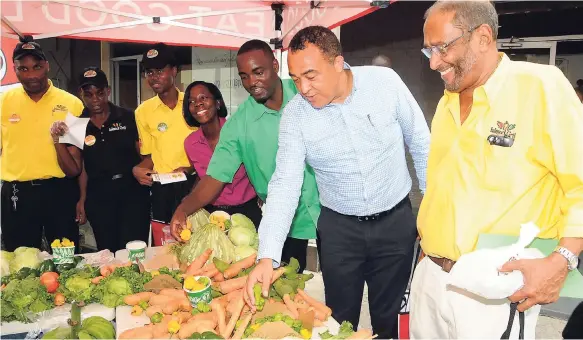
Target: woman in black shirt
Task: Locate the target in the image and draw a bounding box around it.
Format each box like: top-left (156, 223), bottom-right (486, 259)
top-left (51, 67), bottom-right (150, 252)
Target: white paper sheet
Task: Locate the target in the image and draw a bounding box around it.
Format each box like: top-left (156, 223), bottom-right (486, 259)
top-left (152, 172), bottom-right (187, 185)
top-left (58, 113), bottom-right (90, 149)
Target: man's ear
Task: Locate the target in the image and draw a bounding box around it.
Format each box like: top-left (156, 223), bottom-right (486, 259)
top-left (106, 87), bottom-right (112, 97)
top-left (171, 66), bottom-right (178, 77)
top-left (273, 58), bottom-right (280, 74)
top-left (333, 55), bottom-right (345, 73)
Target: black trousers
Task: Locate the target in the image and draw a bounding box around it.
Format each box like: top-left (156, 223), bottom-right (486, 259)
top-left (563, 301), bottom-right (583, 339)
top-left (318, 197), bottom-right (417, 339)
top-left (151, 174), bottom-right (197, 224)
top-left (85, 177), bottom-right (150, 253)
top-left (205, 196), bottom-right (263, 228)
top-left (1, 177), bottom-right (79, 252)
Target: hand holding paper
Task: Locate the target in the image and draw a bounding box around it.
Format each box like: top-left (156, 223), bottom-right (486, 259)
top-left (58, 113), bottom-right (90, 149)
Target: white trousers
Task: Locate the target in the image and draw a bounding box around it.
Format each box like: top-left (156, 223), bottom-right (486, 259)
top-left (409, 257), bottom-right (541, 339)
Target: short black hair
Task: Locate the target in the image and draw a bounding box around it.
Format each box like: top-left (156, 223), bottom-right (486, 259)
top-left (183, 81), bottom-right (228, 127)
top-left (237, 39), bottom-right (274, 60)
top-left (288, 26), bottom-right (342, 62)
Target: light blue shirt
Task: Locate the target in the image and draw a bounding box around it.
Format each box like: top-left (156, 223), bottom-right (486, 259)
top-left (258, 64), bottom-right (430, 265)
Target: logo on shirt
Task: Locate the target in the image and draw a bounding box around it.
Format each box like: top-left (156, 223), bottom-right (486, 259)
top-left (488, 121), bottom-right (516, 147)
top-left (157, 122), bottom-right (168, 132)
top-left (85, 135), bottom-right (96, 146)
top-left (8, 114), bottom-right (20, 123)
top-left (108, 122), bottom-right (127, 132)
top-left (51, 105), bottom-right (68, 114)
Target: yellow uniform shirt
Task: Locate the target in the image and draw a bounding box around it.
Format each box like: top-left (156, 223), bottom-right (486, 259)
top-left (0, 81), bottom-right (84, 181)
top-left (418, 54), bottom-right (583, 261)
top-left (135, 91), bottom-right (197, 173)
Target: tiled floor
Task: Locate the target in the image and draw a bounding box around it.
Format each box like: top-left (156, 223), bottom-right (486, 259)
top-left (304, 271), bottom-right (567, 339)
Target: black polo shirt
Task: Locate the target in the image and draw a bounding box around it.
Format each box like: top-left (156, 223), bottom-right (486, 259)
top-left (81, 103), bottom-right (142, 182)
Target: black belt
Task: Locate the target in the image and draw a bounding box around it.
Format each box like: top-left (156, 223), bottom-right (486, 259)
top-left (1, 177), bottom-right (63, 186)
top-left (344, 196), bottom-right (409, 222)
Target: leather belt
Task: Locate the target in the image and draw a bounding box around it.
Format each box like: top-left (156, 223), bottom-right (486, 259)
top-left (428, 255), bottom-right (456, 273)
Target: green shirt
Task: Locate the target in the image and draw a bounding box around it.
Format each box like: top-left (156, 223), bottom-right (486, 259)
top-left (207, 80), bottom-right (320, 239)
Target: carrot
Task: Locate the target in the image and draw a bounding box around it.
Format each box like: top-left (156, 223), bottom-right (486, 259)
top-left (213, 271), bottom-right (225, 282)
top-left (91, 276), bottom-right (104, 284)
top-left (346, 329), bottom-right (374, 339)
top-left (270, 267), bottom-right (286, 284)
top-left (124, 291), bottom-right (155, 305)
top-left (210, 299), bottom-right (227, 336)
top-left (178, 319), bottom-right (217, 339)
top-left (309, 306), bottom-right (329, 321)
top-left (174, 311), bottom-right (192, 324)
top-left (223, 253), bottom-right (257, 279)
top-left (215, 276), bottom-right (247, 294)
top-left (203, 267), bottom-right (220, 279)
top-left (314, 319), bottom-right (324, 327)
top-left (162, 299), bottom-right (181, 314)
top-left (159, 288), bottom-right (187, 299)
top-left (221, 296), bottom-right (245, 338)
top-left (145, 305), bottom-right (163, 317)
top-left (99, 266), bottom-right (112, 277)
top-left (148, 295), bottom-right (177, 306)
top-left (189, 311), bottom-right (218, 324)
top-left (297, 289), bottom-right (332, 317)
top-left (225, 289), bottom-right (243, 302)
top-left (283, 294), bottom-right (299, 319)
top-left (152, 315), bottom-right (172, 339)
top-left (119, 325), bottom-right (154, 339)
top-left (232, 311), bottom-right (252, 340)
top-left (186, 248), bottom-right (213, 275)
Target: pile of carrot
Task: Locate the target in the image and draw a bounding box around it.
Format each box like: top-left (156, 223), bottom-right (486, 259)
top-left (184, 248), bottom-right (258, 284)
top-left (90, 261), bottom-right (133, 284)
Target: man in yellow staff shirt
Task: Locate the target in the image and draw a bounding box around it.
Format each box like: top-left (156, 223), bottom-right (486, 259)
top-left (411, 1), bottom-right (583, 338)
top-left (1, 36), bottom-right (84, 251)
top-left (132, 43), bottom-right (197, 224)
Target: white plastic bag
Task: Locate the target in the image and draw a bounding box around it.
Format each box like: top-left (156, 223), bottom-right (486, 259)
top-left (447, 222), bottom-right (544, 299)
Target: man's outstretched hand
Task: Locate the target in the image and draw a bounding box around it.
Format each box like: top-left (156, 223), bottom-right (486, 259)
top-left (243, 258), bottom-right (274, 312)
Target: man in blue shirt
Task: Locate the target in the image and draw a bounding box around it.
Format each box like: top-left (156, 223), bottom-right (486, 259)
top-left (244, 26), bottom-right (430, 339)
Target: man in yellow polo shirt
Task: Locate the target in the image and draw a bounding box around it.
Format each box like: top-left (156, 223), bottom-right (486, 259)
top-left (411, 1), bottom-right (583, 338)
top-left (133, 43), bottom-right (197, 223)
top-left (1, 36), bottom-right (83, 251)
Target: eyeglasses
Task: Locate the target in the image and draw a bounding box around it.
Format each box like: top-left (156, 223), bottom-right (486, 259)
top-left (421, 25), bottom-right (479, 59)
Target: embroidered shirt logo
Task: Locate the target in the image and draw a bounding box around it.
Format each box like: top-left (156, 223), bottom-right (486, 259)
top-left (109, 122), bottom-right (127, 132)
top-left (490, 121), bottom-right (516, 139)
top-left (488, 121), bottom-right (516, 147)
top-left (52, 105), bottom-right (68, 114)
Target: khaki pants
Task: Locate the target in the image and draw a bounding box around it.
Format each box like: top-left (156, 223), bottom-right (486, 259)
top-left (409, 257), bottom-right (541, 339)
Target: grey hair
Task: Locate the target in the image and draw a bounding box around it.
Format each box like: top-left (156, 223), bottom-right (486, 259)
top-left (424, 1), bottom-right (499, 40)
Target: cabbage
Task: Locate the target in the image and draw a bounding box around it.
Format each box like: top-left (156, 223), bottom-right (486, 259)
top-left (8, 247), bottom-right (41, 274)
top-left (1, 251), bottom-right (12, 276)
top-left (234, 245), bottom-right (257, 261)
top-left (187, 208), bottom-right (211, 232)
top-left (179, 223), bottom-right (236, 265)
top-left (228, 227), bottom-right (257, 247)
top-left (231, 214), bottom-right (256, 232)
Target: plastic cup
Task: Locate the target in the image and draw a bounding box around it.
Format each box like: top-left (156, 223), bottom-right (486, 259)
top-left (52, 246), bottom-right (75, 264)
top-left (184, 276), bottom-right (212, 306)
top-left (126, 240), bottom-right (147, 262)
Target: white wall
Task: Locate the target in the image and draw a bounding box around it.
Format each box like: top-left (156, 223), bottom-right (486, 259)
top-left (556, 54), bottom-right (583, 86)
top-left (190, 47), bottom-right (249, 116)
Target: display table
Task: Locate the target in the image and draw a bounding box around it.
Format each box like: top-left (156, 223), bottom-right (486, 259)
top-left (115, 246), bottom-right (341, 339)
top-left (0, 303), bottom-right (115, 336)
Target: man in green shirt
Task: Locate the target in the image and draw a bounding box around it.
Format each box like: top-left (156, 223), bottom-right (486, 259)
top-left (170, 40), bottom-right (320, 272)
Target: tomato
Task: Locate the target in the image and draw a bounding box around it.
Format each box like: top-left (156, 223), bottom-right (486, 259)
top-left (54, 293), bottom-right (66, 306)
top-left (40, 272), bottom-right (60, 293)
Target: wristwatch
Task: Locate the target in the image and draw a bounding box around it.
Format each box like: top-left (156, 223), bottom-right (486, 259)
top-left (553, 246), bottom-right (580, 271)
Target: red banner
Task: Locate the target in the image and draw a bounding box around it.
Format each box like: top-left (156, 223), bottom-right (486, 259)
top-left (0, 35), bottom-right (20, 91)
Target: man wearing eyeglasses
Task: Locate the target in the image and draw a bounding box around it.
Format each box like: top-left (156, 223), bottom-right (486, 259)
top-left (132, 43), bottom-right (197, 224)
top-left (411, 1), bottom-right (583, 338)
